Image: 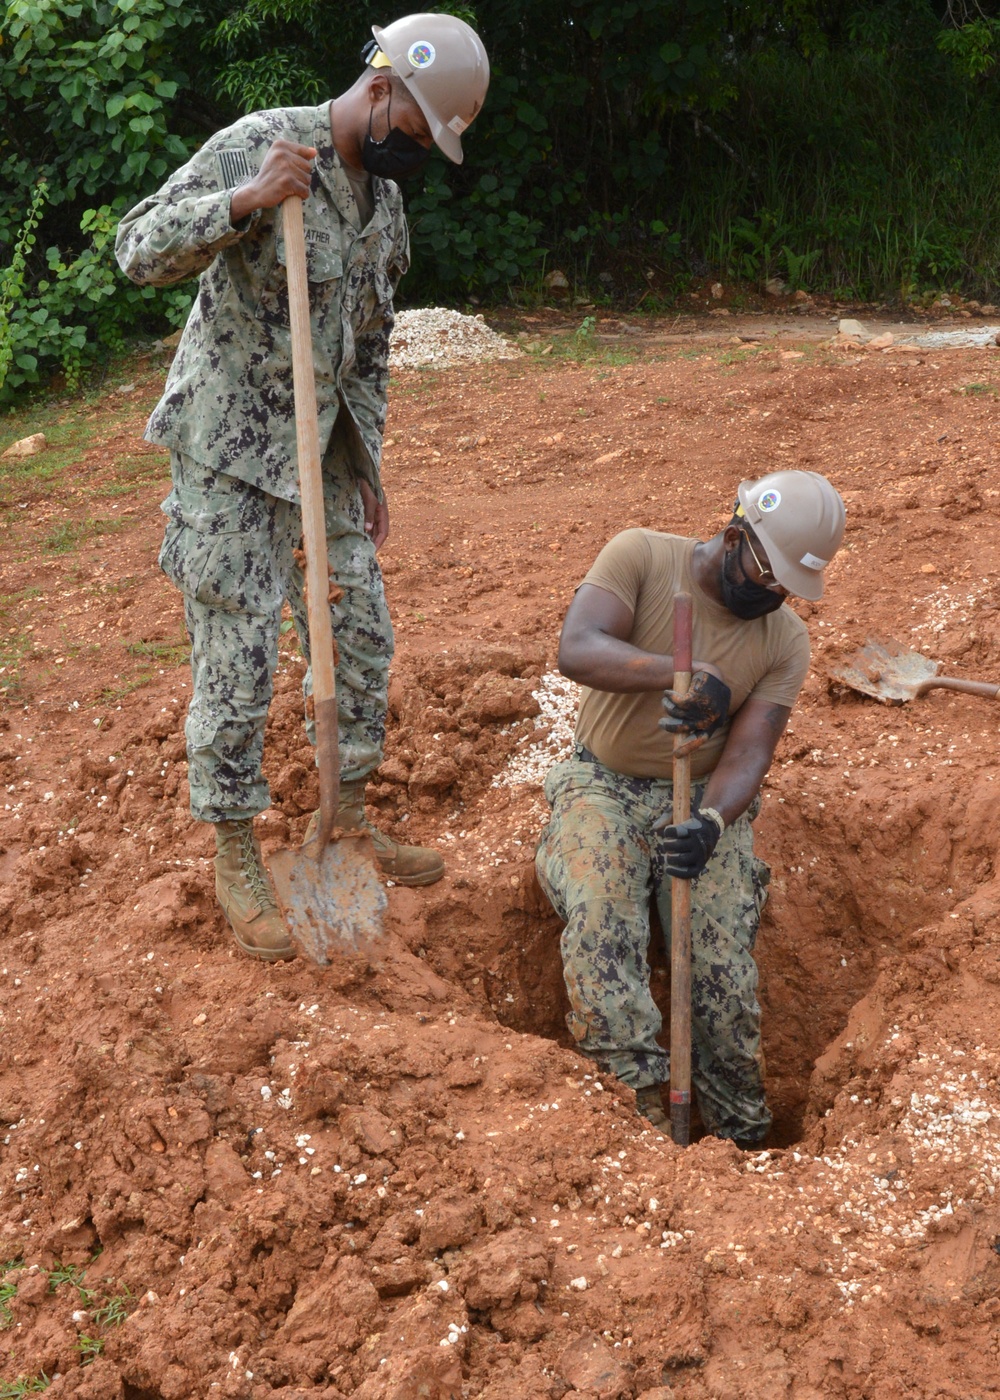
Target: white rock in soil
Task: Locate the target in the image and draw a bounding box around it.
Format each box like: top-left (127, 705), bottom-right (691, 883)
top-left (2, 432), bottom-right (46, 459)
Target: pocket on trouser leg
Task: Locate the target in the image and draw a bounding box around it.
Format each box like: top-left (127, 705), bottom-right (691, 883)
top-left (160, 519), bottom-right (264, 616)
top-left (159, 469), bottom-right (280, 618)
top-left (184, 710), bottom-right (270, 822)
top-left (534, 818), bottom-right (569, 921)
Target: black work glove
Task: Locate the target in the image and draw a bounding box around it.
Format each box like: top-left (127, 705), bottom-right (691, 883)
top-left (654, 808), bottom-right (724, 881)
top-left (660, 670), bottom-right (732, 739)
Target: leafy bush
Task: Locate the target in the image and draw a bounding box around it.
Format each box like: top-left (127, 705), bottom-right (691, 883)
top-left (4, 0), bottom-right (1000, 403)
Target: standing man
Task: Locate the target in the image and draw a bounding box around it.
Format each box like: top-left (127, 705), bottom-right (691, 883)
top-left (116, 15), bottom-right (489, 961)
top-left (536, 471), bottom-right (846, 1144)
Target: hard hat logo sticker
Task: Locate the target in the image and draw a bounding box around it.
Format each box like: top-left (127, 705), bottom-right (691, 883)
top-left (757, 489), bottom-right (781, 513)
top-left (408, 41), bottom-right (436, 68)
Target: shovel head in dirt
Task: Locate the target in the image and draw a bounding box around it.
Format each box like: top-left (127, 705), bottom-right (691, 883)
top-left (829, 636), bottom-right (1000, 706)
top-left (270, 833), bottom-right (387, 965)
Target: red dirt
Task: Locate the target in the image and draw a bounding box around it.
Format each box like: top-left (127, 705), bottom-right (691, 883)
top-left (1, 314), bottom-right (1000, 1399)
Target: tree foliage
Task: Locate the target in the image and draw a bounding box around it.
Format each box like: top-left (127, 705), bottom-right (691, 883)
top-left (3, 0), bottom-right (1000, 398)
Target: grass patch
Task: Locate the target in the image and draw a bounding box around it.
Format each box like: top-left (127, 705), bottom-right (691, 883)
top-left (0, 1375), bottom-right (49, 1397)
top-left (93, 453), bottom-right (168, 498)
top-left (539, 332), bottom-right (646, 368)
top-left (961, 381), bottom-right (997, 396)
top-left (0, 588), bottom-right (43, 605)
top-left (96, 636), bottom-right (189, 704)
top-left (96, 676), bottom-right (150, 705)
top-left (0, 1259), bottom-right (24, 1329)
top-left (43, 516), bottom-right (126, 555)
top-left (92, 1288), bottom-right (131, 1328)
top-left (76, 1335), bottom-right (104, 1365)
top-left (0, 363), bottom-right (167, 509)
top-left (716, 346), bottom-right (762, 367)
top-left (124, 639), bottom-right (189, 665)
top-left (47, 1261), bottom-right (94, 1303)
top-left (0, 634), bottom-right (32, 700)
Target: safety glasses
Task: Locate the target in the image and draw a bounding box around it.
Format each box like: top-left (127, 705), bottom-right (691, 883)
top-left (740, 531), bottom-right (786, 593)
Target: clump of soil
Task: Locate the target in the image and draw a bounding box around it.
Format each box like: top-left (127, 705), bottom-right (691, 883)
top-left (1, 317), bottom-right (1000, 1397)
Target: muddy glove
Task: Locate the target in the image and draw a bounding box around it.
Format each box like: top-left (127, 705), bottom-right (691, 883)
top-left (654, 808), bottom-right (726, 881)
top-left (660, 670), bottom-right (731, 739)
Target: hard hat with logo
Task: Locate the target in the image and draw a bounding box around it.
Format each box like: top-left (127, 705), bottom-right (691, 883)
top-left (368, 13), bottom-right (490, 164)
top-left (736, 470), bottom-right (846, 600)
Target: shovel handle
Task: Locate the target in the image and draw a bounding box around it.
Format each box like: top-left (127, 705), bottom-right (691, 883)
top-left (670, 593), bottom-right (693, 1147)
top-left (284, 194), bottom-right (339, 847)
top-left (923, 677), bottom-right (1000, 700)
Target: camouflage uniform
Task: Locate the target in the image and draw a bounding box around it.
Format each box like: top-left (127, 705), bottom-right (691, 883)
top-left (160, 451), bottom-right (391, 822)
top-left (536, 746), bottom-right (772, 1142)
top-left (116, 104), bottom-right (407, 820)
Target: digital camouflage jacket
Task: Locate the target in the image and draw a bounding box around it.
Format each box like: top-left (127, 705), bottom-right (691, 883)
top-left (115, 103), bottom-right (410, 503)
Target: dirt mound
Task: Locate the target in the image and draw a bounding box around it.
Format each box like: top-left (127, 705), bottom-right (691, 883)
top-left (2, 318), bottom-right (1000, 1396)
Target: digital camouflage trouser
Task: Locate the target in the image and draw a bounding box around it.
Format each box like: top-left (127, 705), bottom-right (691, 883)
top-left (160, 451), bottom-right (392, 823)
top-left (535, 747), bottom-right (772, 1142)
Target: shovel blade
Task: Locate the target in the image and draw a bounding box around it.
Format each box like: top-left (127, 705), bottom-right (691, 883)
top-left (829, 637), bottom-right (940, 704)
top-left (270, 835), bottom-right (387, 964)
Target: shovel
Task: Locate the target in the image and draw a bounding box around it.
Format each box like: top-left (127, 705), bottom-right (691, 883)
top-left (669, 592), bottom-right (694, 1148)
top-left (268, 194), bottom-right (387, 963)
top-left (829, 636), bottom-right (1000, 707)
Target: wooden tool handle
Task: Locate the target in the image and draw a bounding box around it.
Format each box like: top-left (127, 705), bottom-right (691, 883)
top-left (927, 677), bottom-right (1000, 700)
top-left (284, 195), bottom-right (339, 847)
top-left (670, 592), bottom-right (693, 1148)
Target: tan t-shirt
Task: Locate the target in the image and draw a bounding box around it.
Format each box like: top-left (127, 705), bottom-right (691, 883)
top-left (575, 529), bottom-right (811, 779)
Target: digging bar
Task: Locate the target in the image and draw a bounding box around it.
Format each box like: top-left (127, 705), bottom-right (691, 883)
top-left (268, 194), bottom-right (386, 963)
top-left (669, 592), bottom-right (693, 1147)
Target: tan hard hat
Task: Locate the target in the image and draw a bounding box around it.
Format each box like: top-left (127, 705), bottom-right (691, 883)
top-left (737, 470), bottom-right (846, 600)
top-left (370, 13), bottom-right (489, 164)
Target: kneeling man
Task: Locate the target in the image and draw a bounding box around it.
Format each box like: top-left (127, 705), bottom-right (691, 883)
top-left (536, 471), bottom-right (846, 1144)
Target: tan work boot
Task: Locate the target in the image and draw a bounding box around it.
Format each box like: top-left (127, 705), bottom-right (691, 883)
top-left (304, 780), bottom-right (444, 887)
top-left (215, 819), bottom-right (294, 962)
top-left (635, 1084), bottom-right (668, 1129)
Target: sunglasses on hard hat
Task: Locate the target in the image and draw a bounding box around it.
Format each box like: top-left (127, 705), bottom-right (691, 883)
top-left (740, 530), bottom-right (786, 593)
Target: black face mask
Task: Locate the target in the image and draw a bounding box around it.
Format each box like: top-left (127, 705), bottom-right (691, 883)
top-left (721, 541), bottom-right (785, 620)
top-left (361, 97), bottom-right (430, 181)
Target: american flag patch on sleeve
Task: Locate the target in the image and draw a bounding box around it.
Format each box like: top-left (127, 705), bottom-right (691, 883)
top-left (217, 148), bottom-right (253, 190)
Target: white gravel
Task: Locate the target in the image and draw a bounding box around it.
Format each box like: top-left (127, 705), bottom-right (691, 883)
top-left (389, 308), bottom-right (522, 370)
top-left (493, 673), bottom-right (581, 789)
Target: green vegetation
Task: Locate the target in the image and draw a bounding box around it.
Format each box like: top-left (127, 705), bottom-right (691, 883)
top-left (0, 633), bottom-right (32, 701)
top-left (0, 1262), bottom-right (132, 1384)
top-left (76, 1334), bottom-right (104, 1364)
top-left (47, 1261), bottom-right (94, 1302)
top-left (92, 1288), bottom-right (132, 1328)
top-left (95, 636), bottom-right (189, 704)
top-left (0, 393), bottom-right (163, 506)
top-left (0, 1260), bottom-right (25, 1329)
top-left (3, 1), bottom-right (1000, 402)
top-left (43, 517), bottom-right (126, 555)
top-left (124, 638), bottom-right (190, 665)
top-left (0, 1376), bottom-right (50, 1398)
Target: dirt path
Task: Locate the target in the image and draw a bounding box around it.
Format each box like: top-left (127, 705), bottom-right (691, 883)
top-left (1, 315), bottom-right (999, 1399)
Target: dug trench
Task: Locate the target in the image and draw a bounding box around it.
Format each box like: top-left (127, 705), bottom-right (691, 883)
top-left (1, 323), bottom-right (1000, 1397)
